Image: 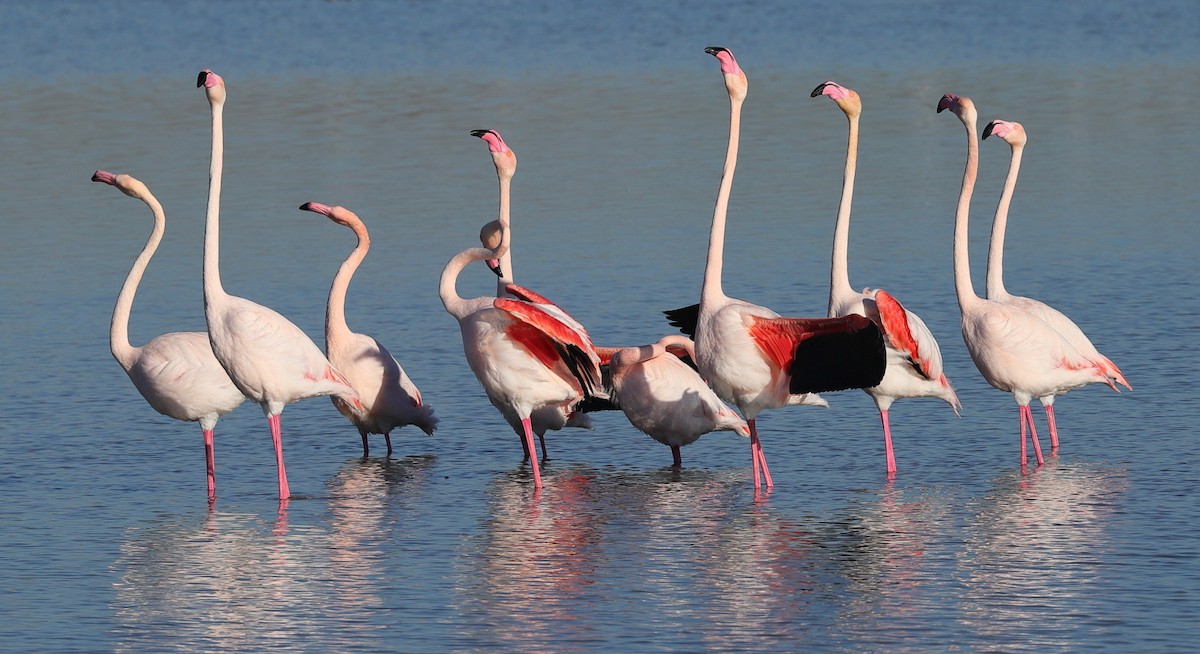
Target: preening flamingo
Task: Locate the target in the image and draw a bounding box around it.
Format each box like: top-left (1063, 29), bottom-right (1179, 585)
top-left (939, 93), bottom-right (1115, 468)
top-left (440, 220), bottom-right (605, 489)
top-left (94, 169), bottom-right (245, 501)
top-left (470, 129), bottom-right (597, 462)
top-left (198, 69), bottom-right (361, 499)
top-left (665, 47), bottom-right (886, 490)
top-left (981, 118), bottom-right (1130, 450)
top-left (299, 201), bottom-right (438, 456)
top-left (811, 80), bottom-right (959, 475)
top-left (598, 335), bottom-right (750, 467)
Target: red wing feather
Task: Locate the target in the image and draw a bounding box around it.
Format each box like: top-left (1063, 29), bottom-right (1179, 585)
top-left (748, 314), bottom-right (875, 371)
top-left (503, 283), bottom-right (559, 308)
top-left (495, 297), bottom-right (594, 355)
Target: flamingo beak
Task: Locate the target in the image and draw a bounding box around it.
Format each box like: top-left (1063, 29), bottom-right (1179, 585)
top-left (487, 259), bottom-right (503, 277)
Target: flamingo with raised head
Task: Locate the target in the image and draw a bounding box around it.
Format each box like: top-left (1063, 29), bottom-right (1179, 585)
top-left (198, 69), bottom-right (361, 499)
top-left (981, 119), bottom-right (1130, 451)
top-left (470, 128), bottom-right (597, 463)
top-left (938, 93), bottom-right (1116, 468)
top-left (94, 169), bottom-right (245, 501)
top-left (811, 80), bottom-right (960, 475)
top-left (598, 335), bottom-right (750, 467)
top-left (664, 47), bottom-right (886, 490)
top-left (299, 201), bottom-right (438, 456)
top-left (440, 220), bottom-right (605, 489)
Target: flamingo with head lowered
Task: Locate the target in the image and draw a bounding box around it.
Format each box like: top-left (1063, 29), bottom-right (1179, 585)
top-left (938, 93), bottom-right (1116, 468)
top-left (811, 80), bottom-right (960, 476)
top-left (469, 129), bottom-right (598, 463)
top-left (664, 47), bottom-right (886, 491)
top-left (299, 201), bottom-right (438, 456)
top-left (981, 118), bottom-right (1130, 451)
top-left (94, 169), bottom-right (246, 501)
top-left (198, 69), bottom-right (361, 499)
top-left (440, 219), bottom-right (606, 489)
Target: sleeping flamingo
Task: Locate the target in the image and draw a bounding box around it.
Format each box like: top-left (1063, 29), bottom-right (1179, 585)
top-left (470, 128), bottom-right (596, 462)
top-left (198, 69), bottom-right (361, 499)
top-left (811, 80), bottom-right (959, 475)
top-left (665, 47), bottom-right (885, 490)
top-left (299, 201), bottom-right (437, 456)
top-left (598, 335), bottom-right (750, 467)
top-left (938, 93), bottom-right (1115, 468)
top-left (981, 119), bottom-right (1130, 451)
top-left (94, 169), bottom-right (245, 501)
top-left (440, 219), bottom-right (605, 489)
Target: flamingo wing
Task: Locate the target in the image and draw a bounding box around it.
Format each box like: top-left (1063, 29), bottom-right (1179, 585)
top-left (871, 289), bottom-right (947, 383)
top-left (747, 314), bottom-right (885, 393)
top-left (494, 297), bottom-right (602, 397)
top-left (663, 303), bottom-right (700, 338)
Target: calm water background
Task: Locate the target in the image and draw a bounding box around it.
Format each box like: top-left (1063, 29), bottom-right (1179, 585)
top-left (2, 1), bottom-right (1198, 651)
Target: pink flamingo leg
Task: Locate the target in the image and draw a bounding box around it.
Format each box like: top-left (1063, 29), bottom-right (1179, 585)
top-left (1019, 406), bottom-right (1028, 468)
top-left (1044, 405), bottom-right (1059, 451)
top-left (880, 409), bottom-right (897, 476)
top-left (1026, 407), bottom-right (1045, 466)
top-left (520, 417), bottom-right (543, 488)
top-left (268, 414), bottom-right (291, 499)
top-left (203, 428), bottom-right (217, 500)
top-left (671, 445), bottom-right (682, 468)
top-left (748, 420), bottom-right (774, 490)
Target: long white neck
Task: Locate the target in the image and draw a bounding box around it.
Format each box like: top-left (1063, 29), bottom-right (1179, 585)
top-left (700, 93), bottom-right (743, 306)
top-left (953, 112), bottom-right (982, 310)
top-left (202, 99), bottom-right (226, 304)
top-left (111, 193), bottom-right (166, 369)
top-left (829, 108), bottom-right (859, 314)
top-left (326, 219), bottom-right (369, 346)
top-left (441, 230), bottom-right (509, 320)
top-left (494, 173), bottom-right (514, 296)
top-left (986, 142), bottom-right (1024, 299)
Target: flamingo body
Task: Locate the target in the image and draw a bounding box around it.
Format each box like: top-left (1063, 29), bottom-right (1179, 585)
top-left (95, 169), bottom-right (244, 499)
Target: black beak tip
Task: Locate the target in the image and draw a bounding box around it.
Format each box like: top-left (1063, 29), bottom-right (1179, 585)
top-left (704, 46), bottom-right (725, 56)
top-left (810, 83), bottom-right (827, 98)
top-left (470, 129), bottom-right (490, 139)
top-left (196, 71), bottom-right (206, 88)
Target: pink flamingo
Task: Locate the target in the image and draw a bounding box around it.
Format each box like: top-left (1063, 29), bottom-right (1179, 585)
top-left (597, 335), bottom-right (750, 467)
top-left (299, 201), bottom-right (438, 456)
top-left (198, 69), bottom-right (361, 499)
top-left (470, 128), bottom-right (595, 462)
top-left (939, 93), bottom-right (1116, 468)
top-left (981, 119), bottom-right (1131, 450)
top-left (811, 80), bottom-right (960, 475)
top-left (666, 47), bottom-right (885, 491)
top-left (94, 169), bottom-right (246, 501)
top-left (440, 220), bottom-right (605, 489)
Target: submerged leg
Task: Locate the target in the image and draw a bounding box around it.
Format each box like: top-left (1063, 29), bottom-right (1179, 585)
top-left (203, 428), bottom-right (217, 500)
top-left (1019, 406), bottom-right (1028, 468)
top-left (360, 431), bottom-right (370, 457)
top-left (384, 432), bottom-right (394, 457)
top-left (1026, 406), bottom-right (1045, 466)
top-left (748, 419), bottom-right (773, 490)
top-left (520, 417), bottom-right (543, 488)
top-left (880, 409), bottom-right (897, 476)
top-left (671, 445), bottom-right (682, 468)
top-left (1043, 404), bottom-right (1059, 452)
top-left (538, 434), bottom-right (550, 462)
top-left (269, 413), bottom-right (291, 500)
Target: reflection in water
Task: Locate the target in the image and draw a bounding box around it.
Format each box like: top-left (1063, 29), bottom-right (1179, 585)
top-left (958, 460), bottom-right (1127, 651)
top-left (110, 456), bottom-right (433, 651)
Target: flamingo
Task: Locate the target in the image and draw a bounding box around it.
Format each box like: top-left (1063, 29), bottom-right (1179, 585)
top-left (597, 335), bottom-right (750, 467)
top-left (94, 169), bottom-right (246, 501)
top-left (440, 219), bottom-right (605, 489)
top-left (299, 201), bottom-right (438, 456)
top-left (981, 118), bottom-right (1131, 450)
top-left (938, 93), bottom-right (1116, 468)
top-left (470, 128), bottom-right (597, 462)
top-left (665, 47), bottom-right (886, 490)
top-left (811, 80), bottom-right (960, 476)
top-left (198, 69), bottom-right (361, 499)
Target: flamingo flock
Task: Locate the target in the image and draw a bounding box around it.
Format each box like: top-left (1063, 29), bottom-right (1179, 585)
top-left (93, 50), bottom-right (1129, 500)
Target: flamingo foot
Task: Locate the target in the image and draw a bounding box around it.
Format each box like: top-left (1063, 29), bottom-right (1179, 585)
top-left (269, 414), bottom-right (291, 500)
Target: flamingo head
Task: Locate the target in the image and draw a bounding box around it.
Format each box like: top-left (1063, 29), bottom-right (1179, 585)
top-left (982, 119), bottom-right (1027, 148)
top-left (937, 93), bottom-right (977, 127)
top-left (197, 69), bottom-right (226, 106)
top-left (471, 129), bottom-right (516, 180)
top-left (92, 170), bottom-right (150, 201)
top-left (705, 46), bottom-right (747, 102)
top-left (811, 80), bottom-right (861, 118)
top-left (299, 201), bottom-right (363, 230)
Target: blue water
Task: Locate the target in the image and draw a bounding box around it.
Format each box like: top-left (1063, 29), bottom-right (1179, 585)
top-left (2, 1), bottom-right (1198, 651)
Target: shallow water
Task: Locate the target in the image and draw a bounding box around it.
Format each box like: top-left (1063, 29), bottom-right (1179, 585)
top-left (2, 1), bottom-right (1199, 651)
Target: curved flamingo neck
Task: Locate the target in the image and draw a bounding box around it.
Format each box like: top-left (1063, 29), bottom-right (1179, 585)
top-left (953, 111), bottom-right (982, 309)
top-left (111, 192), bottom-right (166, 369)
top-left (203, 99), bottom-right (226, 303)
top-left (701, 93), bottom-right (743, 307)
top-left (986, 142), bottom-right (1024, 299)
top-left (495, 173), bottom-right (514, 296)
top-left (326, 218), bottom-right (370, 344)
top-left (441, 230), bottom-right (510, 320)
top-left (829, 108), bottom-right (859, 312)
